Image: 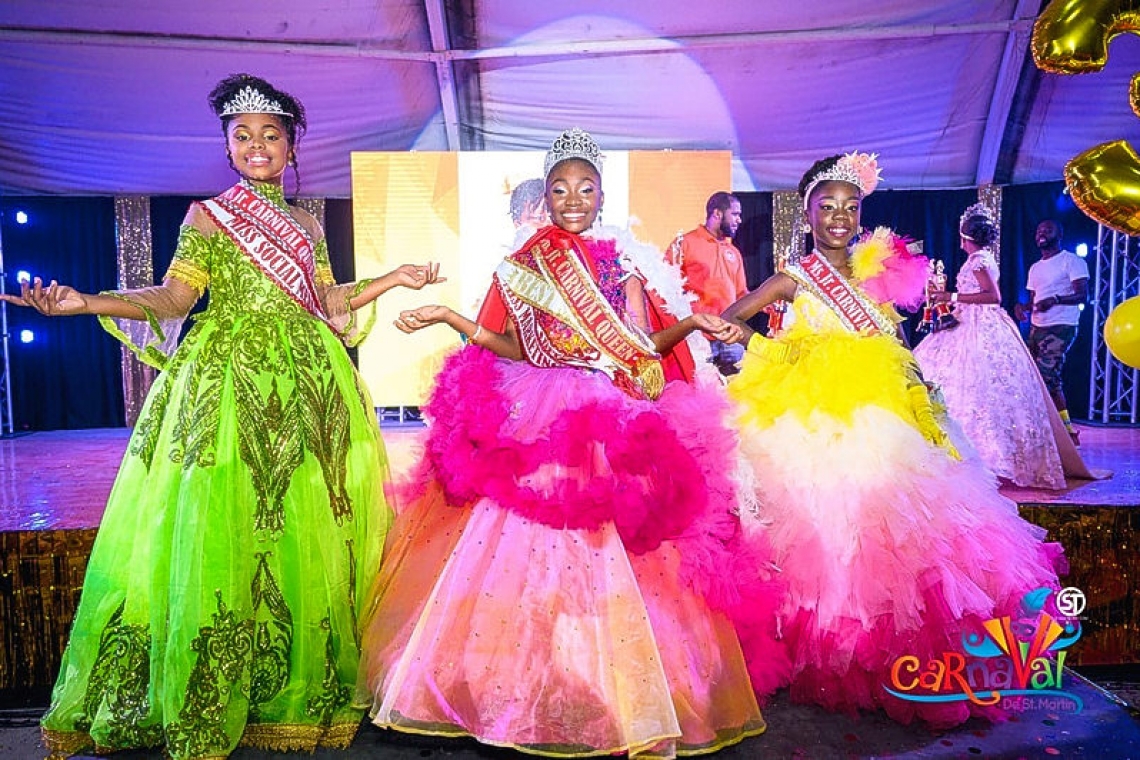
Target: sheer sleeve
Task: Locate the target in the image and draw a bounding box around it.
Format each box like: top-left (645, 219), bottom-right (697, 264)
top-left (97, 220), bottom-right (209, 369)
top-left (312, 237), bottom-right (378, 347)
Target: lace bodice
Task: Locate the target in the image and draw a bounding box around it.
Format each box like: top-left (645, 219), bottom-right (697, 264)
top-left (955, 249), bottom-right (999, 297)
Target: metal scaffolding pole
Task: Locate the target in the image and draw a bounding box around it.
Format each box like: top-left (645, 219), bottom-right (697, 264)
top-left (1088, 224), bottom-right (1140, 424)
top-left (0, 212), bottom-right (14, 436)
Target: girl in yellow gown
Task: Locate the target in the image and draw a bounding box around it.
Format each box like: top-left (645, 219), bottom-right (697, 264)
top-left (722, 153), bottom-right (1066, 728)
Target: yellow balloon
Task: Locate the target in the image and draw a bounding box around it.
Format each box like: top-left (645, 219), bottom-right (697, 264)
top-left (1105, 296), bottom-right (1140, 368)
top-left (1032, 0), bottom-right (1140, 74)
top-left (1065, 140), bottom-right (1140, 235)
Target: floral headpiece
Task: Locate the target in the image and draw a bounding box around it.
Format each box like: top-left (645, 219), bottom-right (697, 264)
top-left (802, 152), bottom-right (881, 209)
top-left (544, 128), bottom-right (604, 178)
top-left (958, 202), bottom-right (999, 241)
top-left (220, 85), bottom-right (289, 118)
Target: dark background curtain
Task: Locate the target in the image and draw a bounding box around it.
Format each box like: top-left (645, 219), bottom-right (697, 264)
top-left (0, 187), bottom-right (1103, 430)
top-left (1, 197), bottom-right (123, 431)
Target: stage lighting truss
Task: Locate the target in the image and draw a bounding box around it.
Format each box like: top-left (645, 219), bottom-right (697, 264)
top-left (1088, 224), bottom-right (1140, 424)
top-left (0, 222), bottom-right (12, 437)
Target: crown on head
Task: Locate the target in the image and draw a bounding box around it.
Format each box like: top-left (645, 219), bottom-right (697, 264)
top-left (802, 152), bottom-right (881, 209)
top-left (958, 201), bottom-right (999, 239)
top-left (544, 128), bottom-right (603, 177)
top-left (220, 85), bottom-right (289, 118)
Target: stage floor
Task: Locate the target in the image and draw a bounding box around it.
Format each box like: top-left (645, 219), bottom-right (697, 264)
top-left (0, 423), bottom-right (426, 532)
top-left (2, 421), bottom-right (1137, 532)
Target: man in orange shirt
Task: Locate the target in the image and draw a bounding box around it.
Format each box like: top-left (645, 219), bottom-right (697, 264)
top-left (668, 191), bottom-right (748, 375)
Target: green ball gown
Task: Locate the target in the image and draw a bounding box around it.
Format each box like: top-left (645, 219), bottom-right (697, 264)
top-left (40, 182), bottom-right (391, 759)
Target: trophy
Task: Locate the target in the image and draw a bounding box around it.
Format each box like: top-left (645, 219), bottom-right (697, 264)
top-left (918, 260), bottom-right (959, 333)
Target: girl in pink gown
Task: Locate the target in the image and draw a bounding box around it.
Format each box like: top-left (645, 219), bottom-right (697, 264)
top-left (913, 204), bottom-right (1096, 489)
top-left (355, 129), bottom-right (786, 758)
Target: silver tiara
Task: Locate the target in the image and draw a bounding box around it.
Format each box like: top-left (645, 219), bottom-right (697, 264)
top-left (959, 202), bottom-right (998, 235)
top-left (220, 85), bottom-right (288, 117)
top-left (544, 128), bottom-right (603, 177)
top-left (802, 152), bottom-right (881, 209)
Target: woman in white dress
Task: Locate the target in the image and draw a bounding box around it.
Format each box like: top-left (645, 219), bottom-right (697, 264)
top-left (914, 204), bottom-right (1094, 489)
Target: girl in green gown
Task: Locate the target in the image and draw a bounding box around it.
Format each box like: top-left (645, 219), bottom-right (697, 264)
top-left (2, 73), bottom-right (442, 759)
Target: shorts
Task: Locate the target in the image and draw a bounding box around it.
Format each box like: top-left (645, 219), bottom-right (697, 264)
top-left (1028, 324), bottom-right (1078, 394)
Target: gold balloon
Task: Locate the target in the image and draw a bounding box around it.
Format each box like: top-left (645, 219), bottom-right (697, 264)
top-left (1032, 0), bottom-right (1140, 74)
top-left (1033, 1), bottom-right (1140, 233)
top-left (1104, 296), bottom-right (1140, 368)
top-left (1065, 140), bottom-right (1140, 235)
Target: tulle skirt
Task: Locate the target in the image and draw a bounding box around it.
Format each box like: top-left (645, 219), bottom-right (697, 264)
top-left (729, 330), bottom-right (1065, 728)
top-left (913, 303), bottom-right (1066, 489)
top-left (357, 348), bottom-right (780, 757)
top-left (41, 316), bottom-right (391, 759)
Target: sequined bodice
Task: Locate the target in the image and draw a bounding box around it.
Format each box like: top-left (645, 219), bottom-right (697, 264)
top-left (531, 236), bottom-right (632, 357)
top-left (192, 182), bottom-right (322, 324)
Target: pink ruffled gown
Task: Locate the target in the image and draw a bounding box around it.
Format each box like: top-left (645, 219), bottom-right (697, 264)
top-left (355, 231), bottom-right (785, 758)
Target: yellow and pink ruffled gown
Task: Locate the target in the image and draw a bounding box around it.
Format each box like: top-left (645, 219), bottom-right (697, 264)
top-left (356, 228), bottom-right (784, 758)
top-left (729, 252), bottom-right (1066, 728)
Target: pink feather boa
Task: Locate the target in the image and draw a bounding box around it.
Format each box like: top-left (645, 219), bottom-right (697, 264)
top-left (854, 228), bottom-right (929, 311)
top-left (409, 347), bottom-right (708, 554)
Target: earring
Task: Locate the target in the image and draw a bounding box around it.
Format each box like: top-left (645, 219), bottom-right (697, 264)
top-left (800, 222), bottom-right (811, 234)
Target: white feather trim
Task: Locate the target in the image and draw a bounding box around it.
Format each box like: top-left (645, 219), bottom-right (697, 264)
top-left (596, 224), bottom-right (722, 385)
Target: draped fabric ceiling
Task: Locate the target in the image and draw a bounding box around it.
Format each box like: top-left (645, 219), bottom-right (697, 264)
top-left (2, 1), bottom-right (1138, 198)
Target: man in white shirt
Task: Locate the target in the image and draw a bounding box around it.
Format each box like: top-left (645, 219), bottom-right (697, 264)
top-left (1019, 219), bottom-right (1089, 445)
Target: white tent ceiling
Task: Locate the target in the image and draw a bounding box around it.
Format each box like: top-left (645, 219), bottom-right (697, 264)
top-left (1, 1), bottom-right (1138, 197)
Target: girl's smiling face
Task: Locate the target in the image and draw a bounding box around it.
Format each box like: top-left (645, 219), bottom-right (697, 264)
top-left (545, 159), bottom-right (603, 234)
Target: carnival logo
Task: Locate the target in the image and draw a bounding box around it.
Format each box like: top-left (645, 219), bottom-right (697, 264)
top-left (1055, 586), bottom-right (1087, 617)
top-left (884, 587), bottom-right (1083, 713)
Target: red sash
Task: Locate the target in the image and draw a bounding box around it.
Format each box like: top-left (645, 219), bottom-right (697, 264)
top-left (482, 227), bottom-right (666, 399)
top-left (198, 183), bottom-right (330, 324)
top-left (791, 253), bottom-right (895, 335)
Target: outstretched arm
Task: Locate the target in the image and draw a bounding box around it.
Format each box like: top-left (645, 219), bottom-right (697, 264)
top-left (623, 276), bottom-right (742, 353)
top-left (722, 272), bottom-right (798, 343)
top-left (0, 276), bottom-right (187, 320)
top-left (349, 263), bottom-right (446, 310)
top-left (650, 312), bottom-right (742, 354)
top-left (394, 305), bottom-right (523, 361)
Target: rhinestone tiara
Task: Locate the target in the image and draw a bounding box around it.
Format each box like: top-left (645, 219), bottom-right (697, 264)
top-left (220, 85), bottom-right (289, 118)
top-left (958, 202), bottom-right (999, 235)
top-left (544, 128), bottom-right (603, 177)
top-left (802, 152), bottom-right (881, 208)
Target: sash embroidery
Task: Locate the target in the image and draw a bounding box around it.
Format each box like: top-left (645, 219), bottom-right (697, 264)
top-left (495, 229), bottom-right (664, 399)
top-left (789, 253), bottom-right (896, 335)
top-left (199, 183), bottom-right (331, 324)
